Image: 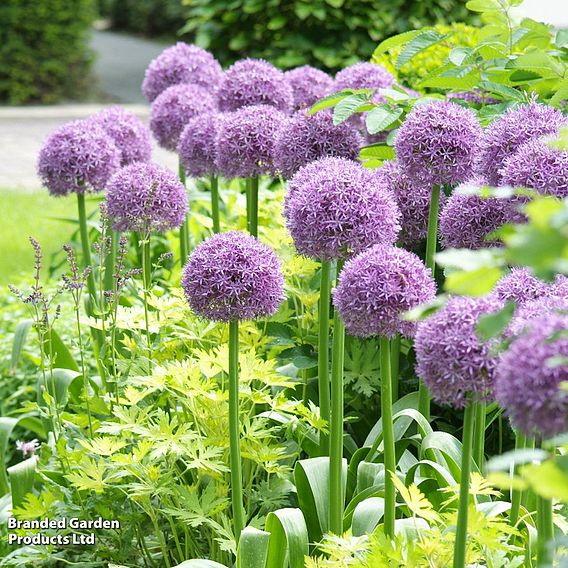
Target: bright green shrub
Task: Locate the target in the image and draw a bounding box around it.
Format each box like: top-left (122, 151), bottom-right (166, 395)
top-left (0, 0), bottom-right (96, 104)
top-left (180, 0), bottom-right (475, 71)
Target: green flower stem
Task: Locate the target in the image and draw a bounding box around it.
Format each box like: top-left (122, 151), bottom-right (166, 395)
top-left (211, 175), bottom-right (220, 233)
top-left (509, 432), bottom-right (526, 528)
top-left (245, 179), bottom-right (251, 232)
top-left (473, 401), bottom-right (486, 469)
top-left (329, 288), bottom-right (345, 535)
top-left (229, 319), bottom-right (246, 542)
top-left (453, 403), bottom-right (475, 568)
top-left (390, 334), bottom-right (400, 403)
top-left (418, 183), bottom-right (441, 421)
top-left (318, 260), bottom-right (331, 454)
top-left (104, 229), bottom-right (118, 292)
top-left (141, 234), bottom-right (153, 371)
top-left (380, 336), bottom-right (396, 538)
top-left (537, 496), bottom-right (553, 566)
top-left (248, 176), bottom-right (259, 237)
top-left (77, 193), bottom-right (97, 305)
top-left (178, 159), bottom-right (190, 266)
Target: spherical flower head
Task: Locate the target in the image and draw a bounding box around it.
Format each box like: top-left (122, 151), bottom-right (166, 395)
top-left (333, 244), bottom-right (436, 338)
top-left (372, 160), bottom-right (442, 248)
top-left (491, 267), bottom-right (549, 305)
top-left (142, 42), bottom-right (223, 102)
top-left (216, 58), bottom-right (293, 113)
top-left (273, 110), bottom-right (362, 179)
top-left (181, 231), bottom-right (285, 322)
top-left (285, 65), bottom-right (334, 111)
top-left (284, 157), bottom-right (401, 261)
top-left (550, 274), bottom-right (568, 299)
top-left (334, 62), bottom-right (395, 93)
top-left (507, 295), bottom-right (568, 337)
top-left (150, 83), bottom-right (216, 151)
top-left (178, 112), bottom-right (221, 178)
top-left (495, 314), bottom-right (568, 438)
top-left (439, 186), bottom-right (526, 250)
top-left (105, 162), bottom-right (188, 233)
top-left (476, 102), bottom-right (566, 185)
top-left (500, 137), bottom-right (568, 198)
top-left (215, 104), bottom-right (286, 179)
top-left (88, 106), bottom-right (152, 166)
top-left (394, 100), bottom-right (481, 186)
top-left (37, 120), bottom-right (120, 197)
top-left (415, 296), bottom-right (502, 408)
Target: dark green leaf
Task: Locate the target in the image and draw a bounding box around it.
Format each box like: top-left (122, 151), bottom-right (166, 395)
top-left (333, 93), bottom-right (371, 125)
top-left (396, 31), bottom-right (445, 70)
top-left (365, 106), bottom-right (403, 135)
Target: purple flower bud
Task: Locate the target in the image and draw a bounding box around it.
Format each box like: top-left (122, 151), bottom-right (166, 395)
top-left (216, 58), bottom-right (293, 113)
top-left (178, 112), bottom-right (222, 178)
top-left (142, 42), bottom-right (223, 102)
top-left (333, 244), bottom-right (436, 338)
top-left (491, 268), bottom-right (549, 305)
top-left (105, 163), bottom-right (188, 233)
top-left (215, 104), bottom-right (286, 179)
top-left (395, 101), bottom-right (481, 186)
top-left (181, 231), bottom-right (285, 322)
top-left (495, 314), bottom-right (568, 438)
top-left (285, 65), bottom-right (334, 111)
top-left (415, 296), bottom-right (502, 408)
top-left (37, 120), bottom-right (120, 196)
top-left (88, 106), bottom-right (152, 166)
top-left (334, 62), bottom-right (395, 93)
top-left (150, 84), bottom-right (216, 151)
top-left (273, 110), bottom-right (362, 179)
top-left (284, 157), bottom-right (401, 261)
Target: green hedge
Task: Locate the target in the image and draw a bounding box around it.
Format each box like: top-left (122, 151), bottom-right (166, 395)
top-left (0, 0), bottom-right (95, 104)
top-left (181, 0), bottom-right (475, 71)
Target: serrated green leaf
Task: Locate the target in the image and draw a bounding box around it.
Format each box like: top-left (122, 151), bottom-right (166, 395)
top-left (359, 145), bottom-right (396, 161)
top-left (372, 29), bottom-right (423, 59)
top-left (308, 90), bottom-right (353, 115)
top-left (396, 31), bottom-right (445, 70)
top-left (365, 106), bottom-right (403, 134)
top-left (332, 93), bottom-right (371, 125)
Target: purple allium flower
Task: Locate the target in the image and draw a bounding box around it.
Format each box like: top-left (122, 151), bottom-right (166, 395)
top-left (334, 62), bottom-right (395, 94)
top-left (181, 231), bottom-right (285, 322)
top-left (500, 137), bottom-right (568, 198)
top-left (37, 120), bottom-right (120, 196)
top-left (447, 90), bottom-right (499, 105)
top-left (285, 65), bottom-right (334, 111)
top-left (284, 157), bottom-right (401, 261)
top-left (216, 58), bottom-right (293, 113)
top-left (371, 161), bottom-right (441, 248)
top-left (273, 110), bottom-right (362, 179)
top-left (394, 101), bottom-right (481, 186)
top-left (507, 296), bottom-right (568, 337)
top-left (88, 106), bottom-right (152, 166)
top-left (333, 244), bottom-right (436, 338)
top-left (550, 274), bottom-right (568, 299)
top-left (16, 439), bottom-right (40, 457)
top-left (415, 296), bottom-right (502, 408)
top-left (492, 267), bottom-right (549, 305)
top-left (105, 163), bottom-right (188, 233)
top-left (142, 42), bottom-right (223, 102)
top-left (495, 314), bottom-right (568, 438)
top-left (215, 104), bottom-right (286, 179)
top-left (439, 187), bottom-right (526, 250)
top-left (178, 112), bottom-right (222, 178)
top-left (476, 102), bottom-right (566, 185)
top-left (150, 84), bottom-right (216, 151)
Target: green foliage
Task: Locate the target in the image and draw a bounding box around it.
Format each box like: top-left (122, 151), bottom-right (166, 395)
top-left (0, 0), bottom-right (96, 104)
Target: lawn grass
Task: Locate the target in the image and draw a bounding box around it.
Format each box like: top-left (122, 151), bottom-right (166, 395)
top-left (0, 189), bottom-right (85, 285)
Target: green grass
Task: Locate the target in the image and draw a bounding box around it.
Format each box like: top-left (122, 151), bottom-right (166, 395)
top-left (0, 190), bottom-right (82, 285)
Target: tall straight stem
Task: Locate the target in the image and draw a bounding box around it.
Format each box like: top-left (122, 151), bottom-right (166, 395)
top-left (329, 307), bottom-right (345, 535)
top-left (390, 334), bottom-right (400, 403)
top-left (453, 403), bottom-right (475, 568)
top-left (228, 320), bottom-right (246, 542)
top-left (104, 229), bottom-right (118, 292)
top-left (537, 496), bottom-right (553, 566)
top-left (380, 337), bottom-right (396, 538)
top-left (248, 176), bottom-right (259, 237)
top-left (509, 432), bottom-right (526, 528)
top-left (141, 235), bottom-right (152, 371)
top-left (418, 184), bottom-right (441, 421)
top-left (178, 160), bottom-right (189, 266)
top-left (318, 261), bottom-right (331, 454)
top-left (473, 401), bottom-right (486, 469)
top-left (77, 193), bottom-right (97, 306)
top-left (210, 175), bottom-right (220, 233)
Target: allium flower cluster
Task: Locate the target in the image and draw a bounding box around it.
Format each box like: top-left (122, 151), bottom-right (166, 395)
top-left (507, 296), bottom-right (568, 337)
top-left (285, 65), bottom-right (333, 110)
top-left (178, 112), bottom-right (221, 178)
top-left (181, 231), bottom-right (284, 322)
top-left (334, 62), bottom-right (395, 95)
top-left (476, 102), bottom-right (566, 185)
top-left (551, 274), bottom-right (568, 298)
top-left (415, 296), bottom-right (502, 408)
top-left (439, 187), bottom-right (526, 250)
top-left (38, 120), bottom-right (120, 196)
top-left (273, 110), bottom-right (362, 179)
top-left (284, 157), bottom-right (401, 261)
top-left (372, 161), bottom-right (438, 248)
top-left (142, 42), bottom-right (223, 102)
top-left (500, 137), bottom-right (568, 198)
top-left (216, 59), bottom-right (293, 113)
top-left (105, 163), bottom-right (188, 233)
top-left (88, 106), bottom-right (152, 166)
top-left (492, 267), bottom-right (548, 305)
top-left (447, 90), bottom-right (498, 105)
top-left (333, 244), bottom-right (436, 338)
top-left (150, 84), bottom-right (216, 151)
top-left (495, 314), bottom-right (568, 438)
top-left (215, 104), bottom-right (286, 178)
top-left (394, 101), bottom-right (481, 186)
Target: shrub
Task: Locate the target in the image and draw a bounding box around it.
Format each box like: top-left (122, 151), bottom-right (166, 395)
top-left (0, 0), bottom-right (96, 104)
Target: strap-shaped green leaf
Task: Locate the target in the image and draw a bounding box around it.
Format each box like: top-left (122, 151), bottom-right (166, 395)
top-left (11, 319), bottom-right (33, 371)
top-left (8, 455), bottom-right (37, 509)
top-left (237, 526), bottom-right (269, 568)
top-left (265, 508), bottom-right (308, 568)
